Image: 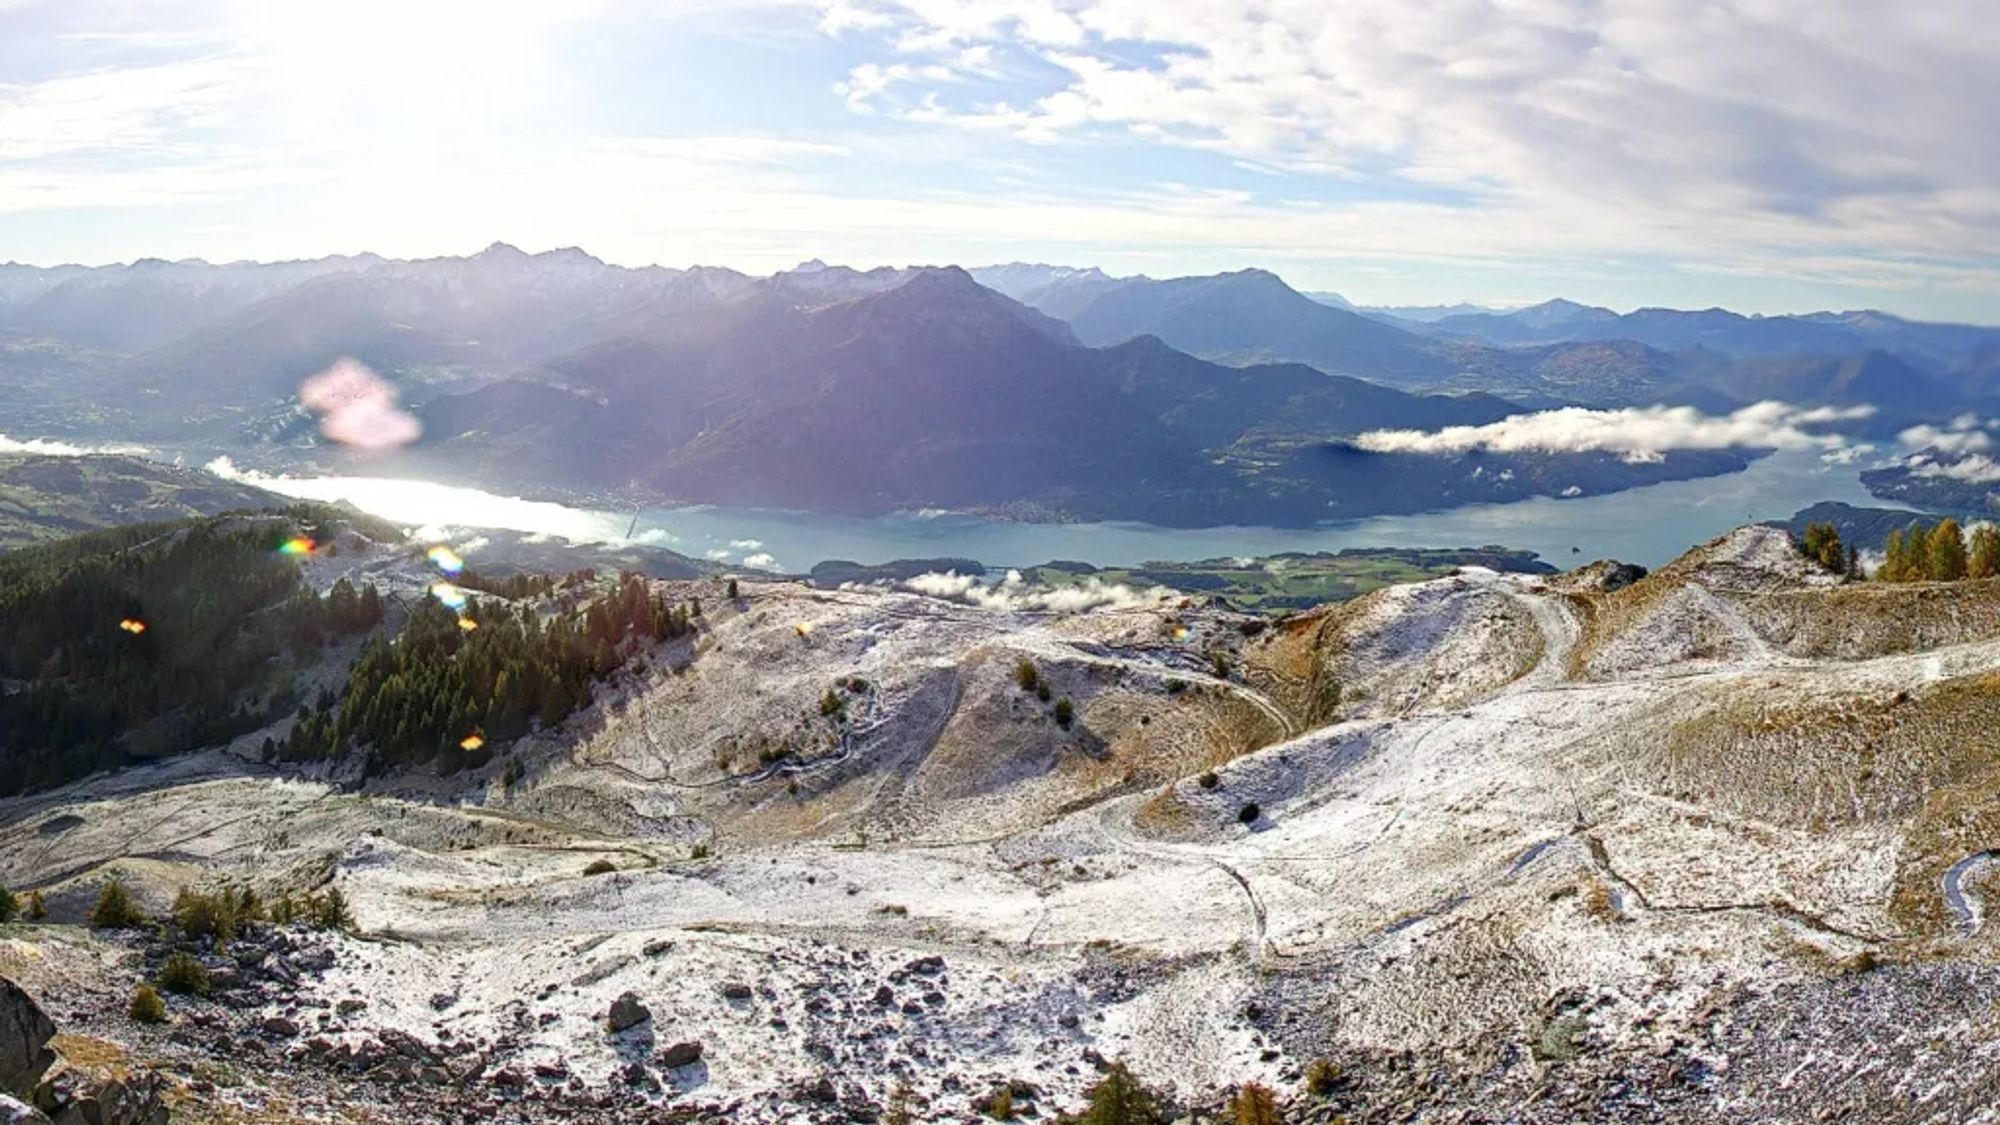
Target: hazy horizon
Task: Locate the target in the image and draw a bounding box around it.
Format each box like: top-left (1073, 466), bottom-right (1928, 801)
top-left (2, 242), bottom-right (1992, 326)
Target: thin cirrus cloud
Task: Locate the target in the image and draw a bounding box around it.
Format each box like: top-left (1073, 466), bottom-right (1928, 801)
top-left (1353, 403), bottom-right (1876, 463)
top-left (0, 0), bottom-right (1992, 317)
top-left (815, 1), bottom-right (2000, 294)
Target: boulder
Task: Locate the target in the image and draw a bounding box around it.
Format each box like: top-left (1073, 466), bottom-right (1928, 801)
top-left (0, 981), bottom-right (55, 1099)
top-left (36, 1068), bottom-right (168, 1125)
top-left (658, 1041), bottom-right (702, 1069)
top-left (605, 993), bottom-right (650, 1035)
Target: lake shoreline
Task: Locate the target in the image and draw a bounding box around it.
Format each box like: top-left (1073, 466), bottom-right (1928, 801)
top-left (194, 445), bottom-right (1906, 572)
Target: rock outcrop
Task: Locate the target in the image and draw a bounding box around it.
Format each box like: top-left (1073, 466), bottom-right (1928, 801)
top-left (0, 981), bottom-right (55, 1103)
top-left (0, 978), bottom-right (167, 1125)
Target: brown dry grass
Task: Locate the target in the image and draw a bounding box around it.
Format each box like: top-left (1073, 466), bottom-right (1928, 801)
top-left (1630, 669), bottom-right (2000, 936)
top-left (1742, 579), bottom-right (2000, 660)
top-left (1132, 785), bottom-right (1202, 840)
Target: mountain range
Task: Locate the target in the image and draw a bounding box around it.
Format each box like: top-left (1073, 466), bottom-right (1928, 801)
top-left (3, 246), bottom-right (1991, 525)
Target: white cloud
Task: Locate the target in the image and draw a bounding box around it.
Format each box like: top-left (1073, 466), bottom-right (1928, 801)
top-left (0, 434), bottom-right (149, 456)
top-left (820, 1), bottom-right (2000, 275)
top-left (1820, 444), bottom-right (1877, 466)
top-left (741, 552), bottom-right (780, 570)
top-left (1353, 402), bottom-right (1871, 461)
top-left (729, 538), bottom-right (764, 550)
top-left (1910, 454), bottom-right (2000, 484)
top-left (901, 569), bottom-right (1173, 613)
top-left (0, 57), bottom-right (243, 160)
top-left (1898, 416), bottom-right (1996, 455)
top-left (1, 0), bottom-right (1992, 319)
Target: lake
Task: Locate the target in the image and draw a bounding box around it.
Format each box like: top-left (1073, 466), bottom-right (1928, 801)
top-left (215, 447), bottom-right (1900, 572)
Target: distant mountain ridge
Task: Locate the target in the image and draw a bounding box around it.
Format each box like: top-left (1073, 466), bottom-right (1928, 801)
top-left (1411, 297), bottom-right (2000, 375)
top-left (969, 263), bottom-right (2000, 415)
top-left (398, 264), bottom-right (1704, 525)
top-left (1, 244), bottom-right (1978, 527)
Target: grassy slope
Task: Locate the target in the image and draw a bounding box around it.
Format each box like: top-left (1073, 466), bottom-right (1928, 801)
top-left (0, 453), bottom-right (286, 550)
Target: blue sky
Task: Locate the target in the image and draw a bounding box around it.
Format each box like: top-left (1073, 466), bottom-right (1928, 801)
top-left (1, 0), bottom-right (1995, 320)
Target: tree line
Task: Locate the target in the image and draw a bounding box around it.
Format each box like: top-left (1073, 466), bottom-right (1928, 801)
top-left (278, 571), bottom-right (700, 774)
top-left (1799, 518), bottom-right (2000, 583)
top-left (0, 512), bottom-right (378, 795)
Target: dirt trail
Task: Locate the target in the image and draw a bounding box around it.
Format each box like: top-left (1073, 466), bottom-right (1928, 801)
top-left (1944, 851), bottom-right (1997, 935)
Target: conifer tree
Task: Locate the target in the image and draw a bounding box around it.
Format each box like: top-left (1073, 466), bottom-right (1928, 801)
top-left (1929, 519), bottom-right (1968, 581)
top-left (1971, 525), bottom-right (2000, 580)
top-left (1228, 1082), bottom-right (1282, 1125)
top-left (1073, 1063), bottom-right (1163, 1125)
top-left (1883, 528), bottom-right (1909, 581)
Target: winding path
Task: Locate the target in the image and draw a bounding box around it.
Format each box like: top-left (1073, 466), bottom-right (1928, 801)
top-left (1943, 851), bottom-right (1997, 935)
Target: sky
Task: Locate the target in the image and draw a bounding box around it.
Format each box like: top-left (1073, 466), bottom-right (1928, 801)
top-left (0, 0), bottom-right (1995, 320)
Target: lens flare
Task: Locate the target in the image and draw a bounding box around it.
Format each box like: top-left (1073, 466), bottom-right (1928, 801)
top-left (118, 618), bottom-right (147, 634)
top-left (460, 733), bottom-right (485, 751)
top-left (299, 357), bottom-right (421, 450)
top-left (457, 616), bottom-right (479, 631)
top-left (794, 622), bottom-right (812, 638)
top-left (278, 537), bottom-right (315, 556)
top-left (430, 582), bottom-right (468, 611)
top-left (1171, 625), bottom-right (1190, 642)
top-left (427, 545), bottom-right (465, 575)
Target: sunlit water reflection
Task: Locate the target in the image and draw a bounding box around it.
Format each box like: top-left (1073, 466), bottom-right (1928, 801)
top-left (212, 448), bottom-right (1897, 571)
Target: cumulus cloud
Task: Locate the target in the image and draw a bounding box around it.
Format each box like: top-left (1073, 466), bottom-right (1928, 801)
top-left (901, 569), bottom-right (1173, 613)
top-left (741, 552), bottom-right (780, 570)
top-left (1353, 402), bottom-right (1871, 462)
top-left (204, 455), bottom-right (250, 479)
top-left (1909, 454), bottom-right (2000, 484)
top-left (299, 357), bottom-right (421, 450)
top-left (0, 434), bottom-right (150, 456)
top-left (1899, 415), bottom-right (1996, 455)
top-left (729, 539), bottom-right (764, 550)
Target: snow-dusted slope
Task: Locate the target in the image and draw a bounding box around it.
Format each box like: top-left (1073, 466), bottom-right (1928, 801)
top-left (7, 528), bottom-right (2000, 1123)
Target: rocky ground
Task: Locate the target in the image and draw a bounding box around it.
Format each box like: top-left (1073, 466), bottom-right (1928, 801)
top-left (6, 526), bottom-right (2000, 1122)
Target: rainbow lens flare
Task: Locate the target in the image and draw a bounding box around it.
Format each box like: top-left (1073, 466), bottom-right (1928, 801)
top-left (278, 537), bottom-right (315, 556)
top-left (430, 582), bottom-right (468, 611)
top-left (118, 618), bottom-right (147, 635)
top-left (427, 545), bottom-right (465, 575)
top-left (460, 733), bottom-right (485, 751)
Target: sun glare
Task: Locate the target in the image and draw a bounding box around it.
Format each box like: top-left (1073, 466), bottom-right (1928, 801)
top-left (248, 0), bottom-right (576, 142)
